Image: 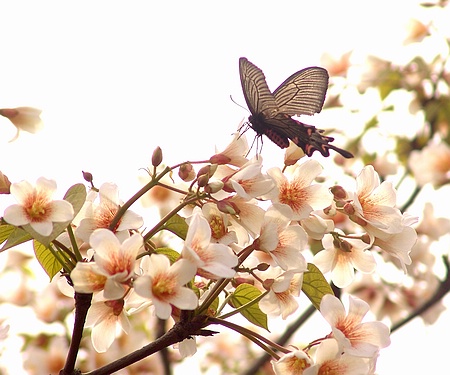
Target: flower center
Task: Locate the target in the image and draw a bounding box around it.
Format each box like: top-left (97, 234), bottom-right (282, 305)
top-left (279, 181), bottom-right (304, 211)
top-left (152, 274), bottom-right (177, 300)
top-left (24, 192), bottom-right (51, 222)
top-left (95, 203), bottom-right (120, 231)
top-left (209, 214), bottom-right (226, 240)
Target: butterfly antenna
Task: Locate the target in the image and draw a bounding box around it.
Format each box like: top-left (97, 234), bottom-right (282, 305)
top-left (230, 95), bottom-right (250, 113)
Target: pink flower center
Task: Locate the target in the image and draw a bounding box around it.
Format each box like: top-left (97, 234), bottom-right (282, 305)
top-left (152, 273), bottom-right (177, 300)
top-left (279, 180), bottom-right (305, 212)
top-left (24, 191), bottom-right (52, 222)
top-left (105, 299), bottom-right (125, 316)
top-left (95, 203), bottom-right (121, 231)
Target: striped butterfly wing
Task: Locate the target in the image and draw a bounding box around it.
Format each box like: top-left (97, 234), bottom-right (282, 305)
top-left (239, 57), bottom-right (279, 117)
top-left (273, 67), bottom-right (329, 116)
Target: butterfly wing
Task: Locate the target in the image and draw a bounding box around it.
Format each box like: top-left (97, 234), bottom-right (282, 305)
top-left (264, 115), bottom-right (353, 158)
top-left (273, 67), bottom-right (329, 116)
top-left (239, 57), bottom-right (279, 117)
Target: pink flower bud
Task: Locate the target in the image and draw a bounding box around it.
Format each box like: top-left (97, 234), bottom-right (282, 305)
top-left (209, 153), bottom-right (232, 165)
top-left (216, 199), bottom-right (240, 215)
top-left (179, 163), bottom-right (195, 181)
top-left (152, 146), bottom-right (163, 167)
top-left (204, 180), bottom-right (224, 194)
top-left (330, 185), bottom-right (348, 200)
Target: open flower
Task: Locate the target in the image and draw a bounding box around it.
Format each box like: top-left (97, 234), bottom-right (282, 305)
top-left (259, 268), bottom-right (305, 319)
top-left (224, 156), bottom-right (275, 200)
top-left (0, 107), bottom-right (43, 142)
top-left (267, 160), bottom-right (332, 220)
top-left (272, 349), bottom-right (313, 375)
top-left (313, 233), bottom-right (376, 288)
top-left (210, 132), bottom-right (249, 167)
top-left (303, 339), bottom-right (369, 375)
top-left (71, 229), bottom-right (142, 299)
top-left (182, 213), bottom-right (238, 279)
top-left (408, 140), bottom-right (450, 187)
top-left (349, 165), bottom-right (403, 234)
top-left (85, 298), bottom-right (131, 353)
top-left (3, 177), bottom-right (74, 236)
top-left (133, 254), bottom-right (198, 320)
top-left (76, 182), bottom-right (143, 244)
top-left (255, 205), bottom-right (308, 271)
top-left (319, 294), bottom-right (390, 357)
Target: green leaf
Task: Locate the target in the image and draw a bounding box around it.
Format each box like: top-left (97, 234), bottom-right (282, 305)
top-left (161, 214), bottom-right (188, 240)
top-left (22, 183), bottom-right (87, 247)
top-left (0, 225), bottom-right (32, 252)
top-left (229, 283), bottom-right (268, 330)
top-left (63, 183), bottom-right (87, 217)
top-left (34, 240), bottom-right (63, 280)
top-left (155, 247), bottom-right (181, 263)
top-left (302, 263), bottom-right (334, 310)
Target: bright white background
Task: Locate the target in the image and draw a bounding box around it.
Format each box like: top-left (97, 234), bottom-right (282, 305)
top-left (1, 1), bottom-right (449, 374)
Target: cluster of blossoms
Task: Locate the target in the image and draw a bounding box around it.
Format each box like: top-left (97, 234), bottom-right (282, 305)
top-left (0, 130), bottom-right (417, 374)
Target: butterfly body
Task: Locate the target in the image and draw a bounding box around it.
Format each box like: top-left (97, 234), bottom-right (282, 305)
top-left (239, 57), bottom-right (353, 158)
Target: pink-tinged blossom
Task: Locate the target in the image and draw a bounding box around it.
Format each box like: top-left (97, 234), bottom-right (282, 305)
top-left (225, 157), bottom-right (275, 200)
top-left (85, 299), bottom-right (131, 353)
top-left (349, 165), bottom-right (403, 234)
top-left (71, 229), bottom-right (142, 299)
top-left (255, 205), bottom-right (308, 271)
top-left (76, 182), bottom-right (143, 244)
top-left (259, 269), bottom-right (305, 319)
top-left (175, 337), bottom-right (197, 358)
top-left (313, 233), bottom-right (376, 288)
top-left (408, 140), bottom-right (450, 187)
top-left (283, 141), bottom-right (305, 167)
top-left (0, 106), bottom-right (43, 142)
top-left (371, 225), bottom-right (415, 271)
top-left (200, 203), bottom-right (238, 245)
top-left (3, 177), bottom-right (74, 236)
top-left (303, 339), bottom-right (369, 375)
top-left (301, 213), bottom-right (335, 240)
top-left (416, 202), bottom-right (450, 240)
top-left (133, 254), bottom-right (198, 320)
top-left (182, 213), bottom-right (238, 279)
top-left (319, 294), bottom-right (390, 358)
top-left (272, 349), bottom-right (313, 375)
top-left (224, 195), bottom-right (265, 238)
top-left (267, 160), bottom-right (332, 220)
top-left (210, 132), bottom-right (249, 168)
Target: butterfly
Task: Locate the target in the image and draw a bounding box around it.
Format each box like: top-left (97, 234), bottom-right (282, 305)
top-left (239, 57), bottom-right (353, 158)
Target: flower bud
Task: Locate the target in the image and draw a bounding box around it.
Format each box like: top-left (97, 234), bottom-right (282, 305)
top-left (216, 199), bottom-right (240, 215)
top-left (204, 180), bottom-right (224, 194)
top-left (82, 171), bottom-right (94, 184)
top-left (340, 240), bottom-right (353, 252)
top-left (361, 233), bottom-right (371, 244)
top-left (330, 185), bottom-right (347, 200)
top-left (179, 163), bottom-right (195, 181)
top-left (343, 202), bottom-right (355, 215)
top-left (197, 173), bottom-right (210, 187)
top-left (256, 263), bottom-right (270, 271)
top-left (209, 153), bottom-right (232, 165)
top-left (152, 146), bottom-right (163, 167)
top-left (0, 171), bottom-right (11, 194)
top-left (197, 164), bottom-right (217, 179)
